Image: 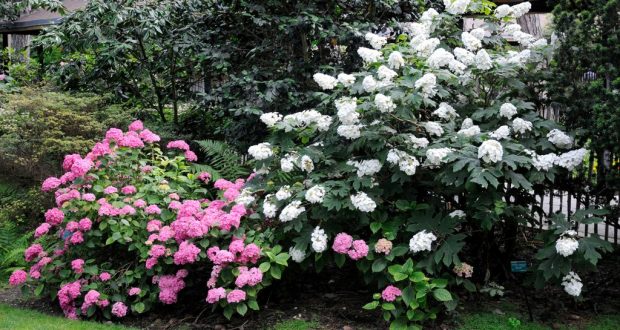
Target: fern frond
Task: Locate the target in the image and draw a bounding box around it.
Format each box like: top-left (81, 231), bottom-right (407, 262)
top-left (195, 139), bottom-right (251, 180)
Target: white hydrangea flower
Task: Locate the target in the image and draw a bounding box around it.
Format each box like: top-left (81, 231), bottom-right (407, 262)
top-left (478, 140), bottom-right (503, 163)
top-left (556, 235), bottom-right (579, 257)
top-left (475, 49), bottom-right (493, 70)
top-left (335, 97), bottom-right (359, 125)
top-left (531, 38), bottom-right (548, 48)
top-left (305, 185), bottom-right (326, 204)
top-left (532, 153), bottom-right (558, 171)
top-left (388, 51), bottom-right (405, 69)
top-left (459, 119), bottom-right (473, 131)
top-left (409, 230), bottom-right (437, 253)
top-left (260, 112), bottom-right (283, 127)
top-left (426, 148), bottom-right (452, 166)
top-left (503, 23), bottom-right (522, 35)
top-left (556, 148), bottom-right (587, 170)
top-left (362, 75), bottom-right (378, 92)
top-left (512, 118), bottom-right (533, 134)
top-left (281, 154), bottom-right (297, 172)
top-left (427, 48), bottom-right (455, 68)
top-left (513, 31), bottom-right (535, 46)
top-left (415, 73), bottom-right (437, 97)
top-left (423, 121), bottom-right (444, 137)
top-left (289, 247), bottom-right (306, 263)
top-left (313, 73), bottom-right (338, 90)
top-left (349, 159), bottom-right (383, 177)
top-left (402, 22), bottom-right (430, 38)
top-left (433, 103), bottom-right (459, 120)
top-left (454, 47), bottom-right (475, 65)
top-left (311, 226), bottom-right (328, 252)
top-left (316, 115), bottom-right (333, 132)
top-left (449, 210), bottom-right (466, 218)
top-left (375, 94), bottom-right (396, 113)
top-left (387, 149), bottom-right (403, 164)
top-left (278, 110), bottom-right (326, 132)
top-left (377, 65), bottom-right (397, 81)
top-left (365, 32), bottom-right (387, 50)
top-left (448, 59), bottom-right (467, 74)
top-left (415, 38), bottom-right (440, 57)
top-left (279, 200), bottom-right (305, 222)
top-left (500, 103), bottom-right (518, 119)
top-left (469, 27), bottom-right (489, 40)
top-left (561, 271), bottom-right (582, 297)
top-left (458, 125), bottom-right (480, 137)
top-left (420, 8), bottom-right (440, 26)
top-left (248, 142), bottom-right (273, 160)
top-left (275, 185), bottom-right (292, 200)
top-left (399, 155), bottom-right (420, 175)
top-left (461, 32), bottom-right (482, 51)
top-left (495, 4), bottom-right (512, 18)
top-left (443, 0), bottom-right (470, 15)
top-left (337, 73), bottom-right (356, 87)
top-left (300, 155), bottom-right (314, 173)
top-left (511, 2), bottom-right (532, 18)
top-left (337, 124), bottom-right (363, 139)
top-left (263, 199), bottom-right (277, 218)
top-left (409, 135), bottom-right (429, 149)
top-left (490, 125), bottom-right (511, 140)
top-left (357, 47), bottom-right (382, 63)
top-left (547, 129), bottom-right (573, 149)
top-left (235, 188), bottom-right (255, 206)
top-left (350, 192), bottom-right (377, 212)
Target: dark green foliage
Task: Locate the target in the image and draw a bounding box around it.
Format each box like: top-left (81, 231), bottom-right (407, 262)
top-left (195, 139), bottom-right (251, 180)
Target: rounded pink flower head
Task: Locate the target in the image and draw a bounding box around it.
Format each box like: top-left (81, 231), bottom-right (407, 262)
top-left (128, 120), bottom-right (144, 132)
top-left (206, 287), bottom-right (226, 304)
top-left (42, 177), bottom-right (61, 192)
top-left (128, 287), bottom-right (141, 296)
top-left (166, 140), bottom-right (190, 151)
top-left (348, 240), bottom-right (369, 260)
top-left (103, 186), bottom-right (118, 195)
top-left (71, 259), bottom-right (85, 273)
top-left (145, 205), bottom-right (162, 215)
top-left (381, 285), bottom-right (402, 302)
top-left (34, 223), bottom-right (51, 238)
top-left (24, 244), bottom-right (44, 262)
top-left (69, 231), bottom-right (84, 245)
top-left (71, 158), bottom-right (94, 177)
top-left (184, 150), bottom-right (198, 162)
top-left (78, 218), bottom-right (92, 231)
top-left (62, 154), bottom-right (82, 171)
top-left (9, 270), bottom-right (27, 286)
top-left (374, 238), bottom-right (393, 255)
top-left (84, 290), bottom-right (100, 305)
top-left (99, 272), bottom-right (112, 282)
top-left (119, 131), bottom-right (145, 148)
top-left (121, 185), bottom-right (137, 195)
top-left (134, 199), bottom-right (147, 208)
top-left (111, 302), bottom-right (128, 318)
top-left (198, 172), bottom-right (211, 183)
top-left (82, 193), bottom-right (96, 202)
top-left (105, 128), bottom-right (124, 142)
top-left (332, 233), bottom-right (353, 254)
top-left (226, 289), bottom-right (246, 303)
top-left (139, 129), bottom-right (160, 143)
top-left (45, 208), bottom-right (65, 226)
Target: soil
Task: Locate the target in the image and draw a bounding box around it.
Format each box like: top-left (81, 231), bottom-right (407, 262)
top-left (2, 252), bottom-right (620, 330)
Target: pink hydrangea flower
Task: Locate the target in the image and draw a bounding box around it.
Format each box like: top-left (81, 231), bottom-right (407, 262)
top-left (168, 193), bottom-right (180, 200)
top-left (147, 220), bottom-right (162, 232)
top-left (241, 243), bottom-right (261, 264)
top-left (70, 158), bottom-right (94, 177)
top-left (71, 259), bottom-right (85, 273)
top-left (105, 128), bottom-right (124, 142)
top-left (145, 205), bottom-right (162, 215)
top-left (82, 193), bottom-right (96, 202)
top-left (69, 231), bottom-right (84, 245)
top-left (79, 218), bottom-right (92, 231)
top-left (58, 280), bottom-right (82, 319)
top-left (184, 150), bottom-right (198, 162)
top-left (103, 186), bottom-right (118, 194)
top-left (173, 241), bottom-right (201, 265)
top-left (332, 233), bottom-right (353, 254)
top-left (119, 131), bottom-right (144, 148)
top-left (24, 244), bottom-right (43, 262)
top-left (156, 274), bottom-right (186, 304)
top-left (97, 299), bottom-right (109, 308)
top-left (149, 245), bottom-right (166, 258)
top-left (121, 185), bottom-right (137, 195)
top-left (9, 270), bottom-right (27, 286)
top-left (198, 172), bottom-right (211, 183)
top-left (84, 290), bottom-right (100, 305)
top-left (166, 140), bottom-right (190, 151)
top-left (347, 240), bottom-right (369, 260)
top-left (45, 208), bottom-right (65, 226)
top-left (128, 120), bottom-right (144, 131)
top-left (62, 154), bottom-right (82, 171)
top-left (381, 285), bottom-right (402, 302)
top-left (226, 289), bottom-right (246, 303)
top-left (66, 221), bottom-right (79, 232)
top-left (111, 302), bottom-right (128, 317)
top-left (34, 223), bottom-right (51, 238)
top-left (139, 129), bottom-right (160, 143)
top-left (133, 199), bottom-right (147, 208)
top-left (128, 287), bottom-right (141, 296)
top-left (42, 177), bottom-right (61, 192)
top-left (206, 287), bottom-right (226, 304)
top-left (99, 272), bottom-right (111, 281)
top-left (234, 267), bottom-right (263, 287)
top-left (141, 165), bottom-right (153, 173)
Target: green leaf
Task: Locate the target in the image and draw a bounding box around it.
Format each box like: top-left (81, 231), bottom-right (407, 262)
top-left (133, 302), bottom-right (145, 313)
top-left (334, 253), bottom-right (346, 268)
top-left (236, 303), bottom-right (248, 316)
top-left (34, 284), bottom-right (44, 296)
top-left (370, 222), bottom-right (382, 233)
top-left (270, 266), bottom-right (282, 279)
top-left (259, 262), bottom-right (271, 273)
top-left (382, 302), bottom-right (396, 311)
top-left (401, 286), bottom-right (415, 307)
top-left (432, 288), bottom-right (452, 302)
top-left (362, 301), bottom-right (379, 310)
top-left (247, 300), bottom-right (260, 311)
top-left (372, 258), bottom-right (387, 272)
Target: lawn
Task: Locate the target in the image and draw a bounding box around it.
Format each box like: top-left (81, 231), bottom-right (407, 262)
top-left (0, 304), bottom-right (134, 330)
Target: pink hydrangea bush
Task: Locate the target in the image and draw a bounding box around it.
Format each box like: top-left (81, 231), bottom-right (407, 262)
top-left (9, 121), bottom-right (288, 320)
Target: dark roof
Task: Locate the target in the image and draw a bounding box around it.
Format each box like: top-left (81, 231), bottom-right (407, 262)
top-left (0, 0), bottom-right (86, 34)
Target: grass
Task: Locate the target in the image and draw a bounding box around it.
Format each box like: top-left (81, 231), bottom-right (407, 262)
top-left (457, 312), bottom-right (620, 330)
top-left (0, 304), bottom-right (134, 330)
top-left (269, 319), bottom-right (320, 330)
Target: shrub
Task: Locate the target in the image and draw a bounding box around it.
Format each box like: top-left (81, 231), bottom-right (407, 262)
top-left (0, 87), bottom-right (133, 181)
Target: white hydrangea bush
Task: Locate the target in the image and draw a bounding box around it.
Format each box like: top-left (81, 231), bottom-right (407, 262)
top-left (239, 0), bottom-right (612, 324)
